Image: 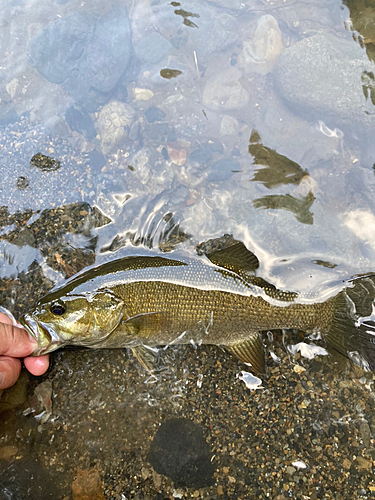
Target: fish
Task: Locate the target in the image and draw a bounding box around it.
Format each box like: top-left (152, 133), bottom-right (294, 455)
top-left (20, 243), bottom-right (375, 373)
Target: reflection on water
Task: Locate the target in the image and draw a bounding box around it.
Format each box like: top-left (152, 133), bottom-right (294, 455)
top-left (1, 0), bottom-right (375, 498)
top-left (249, 130), bottom-right (309, 189)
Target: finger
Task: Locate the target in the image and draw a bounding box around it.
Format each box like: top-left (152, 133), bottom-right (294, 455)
top-left (0, 311), bottom-right (16, 326)
top-left (0, 357), bottom-right (22, 390)
top-left (0, 322), bottom-right (37, 358)
top-left (23, 355), bottom-right (50, 376)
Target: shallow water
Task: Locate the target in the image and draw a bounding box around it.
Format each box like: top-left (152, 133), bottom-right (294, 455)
top-left (1, 0), bottom-right (375, 498)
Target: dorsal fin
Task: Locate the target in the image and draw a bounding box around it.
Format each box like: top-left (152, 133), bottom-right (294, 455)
top-left (206, 242), bottom-right (260, 274)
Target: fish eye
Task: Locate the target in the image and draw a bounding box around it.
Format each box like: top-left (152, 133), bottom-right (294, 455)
top-left (50, 303), bottom-right (66, 316)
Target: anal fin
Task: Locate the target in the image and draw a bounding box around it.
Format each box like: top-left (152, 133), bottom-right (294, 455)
top-left (225, 333), bottom-right (265, 374)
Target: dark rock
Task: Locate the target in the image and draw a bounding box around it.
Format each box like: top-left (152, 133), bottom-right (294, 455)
top-left (0, 457), bottom-right (59, 499)
top-left (30, 153), bottom-right (61, 172)
top-left (145, 106), bottom-right (166, 123)
top-left (16, 177), bottom-right (29, 190)
top-left (30, 7), bottom-right (132, 112)
top-left (148, 417), bottom-right (215, 488)
top-left (167, 126), bottom-right (177, 142)
top-left (65, 107), bottom-right (97, 140)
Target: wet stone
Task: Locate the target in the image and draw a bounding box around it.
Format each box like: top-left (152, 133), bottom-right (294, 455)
top-left (144, 123), bottom-right (169, 141)
top-left (72, 467), bottom-right (105, 500)
top-left (273, 32), bottom-right (375, 127)
top-left (30, 152), bottom-right (61, 172)
top-left (145, 106), bottom-right (166, 123)
top-left (202, 67), bottom-right (249, 111)
top-left (65, 107), bottom-right (97, 141)
top-left (135, 32), bottom-right (172, 64)
top-left (238, 14), bottom-right (283, 74)
top-left (96, 100), bottom-right (135, 155)
top-left (16, 176), bottom-right (29, 190)
top-left (148, 418), bottom-right (215, 488)
top-left (0, 458), bottom-right (60, 499)
top-left (30, 7), bottom-right (132, 112)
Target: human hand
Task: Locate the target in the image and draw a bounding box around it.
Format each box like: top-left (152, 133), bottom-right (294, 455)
top-left (0, 311), bottom-right (49, 390)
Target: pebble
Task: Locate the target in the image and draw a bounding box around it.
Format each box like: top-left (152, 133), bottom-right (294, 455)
top-left (202, 67), bottom-right (249, 110)
top-left (343, 458), bottom-right (352, 470)
top-left (167, 145), bottom-right (187, 166)
top-left (355, 456), bottom-right (372, 470)
top-left (286, 466), bottom-right (296, 475)
top-left (238, 15), bottom-right (283, 74)
top-left (0, 445), bottom-right (18, 461)
top-left (95, 100), bottom-right (135, 155)
top-left (71, 467), bottom-right (105, 500)
top-left (133, 88), bottom-right (154, 101)
top-left (220, 115), bottom-right (239, 136)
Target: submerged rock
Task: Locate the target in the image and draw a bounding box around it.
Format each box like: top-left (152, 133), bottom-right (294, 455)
top-left (30, 6), bottom-right (132, 112)
top-left (95, 100), bottom-right (135, 155)
top-left (273, 33), bottom-right (375, 127)
top-left (148, 418), bottom-right (215, 488)
top-left (202, 67), bottom-right (249, 110)
top-left (238, 14), bottom-right (283, 74)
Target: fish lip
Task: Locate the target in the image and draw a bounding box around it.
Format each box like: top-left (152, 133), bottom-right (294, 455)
top-left (20, 314), bottom-right (63, 356)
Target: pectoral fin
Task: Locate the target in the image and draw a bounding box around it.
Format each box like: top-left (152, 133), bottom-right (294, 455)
top-left (226, 333), bottom-right (265, 373)
top-left (123, 312), bottom-right (166, 337)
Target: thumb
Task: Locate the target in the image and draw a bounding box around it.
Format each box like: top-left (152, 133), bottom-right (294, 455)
top-left (0, 322), bottom-right (36, 358)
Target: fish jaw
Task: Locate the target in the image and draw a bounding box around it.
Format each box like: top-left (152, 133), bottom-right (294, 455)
top-left (20, 314), bottom-right (65, 356)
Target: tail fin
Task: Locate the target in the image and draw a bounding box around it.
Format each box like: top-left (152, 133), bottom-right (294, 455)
top-left (325, 275), bottom-right (375, 371)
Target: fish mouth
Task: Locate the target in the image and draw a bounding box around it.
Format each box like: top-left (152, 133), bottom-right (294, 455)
top-left (20, 315), bottom-right (63, 356)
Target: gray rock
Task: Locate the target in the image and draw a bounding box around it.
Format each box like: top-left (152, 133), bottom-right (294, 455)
top-left (30, 6), bottom-right (132, 112)
top-left (273, 33), bottom-right (375, 127)
top-left (96, 100), bottom-right (135, 155)
top-left (202, 67), bottom-right (249, 110)
top-left (238, 14), bottom-right (283, 75)
top-left (145, 106), bottom-right (166, 123)
top-left (135, 32), bottom-right (172, 64)
top-left (220, 115), bottom-right (240, 136)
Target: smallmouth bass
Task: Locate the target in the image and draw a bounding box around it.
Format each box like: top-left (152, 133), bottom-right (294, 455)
top-left (20, 243), bottom-right (375, 372)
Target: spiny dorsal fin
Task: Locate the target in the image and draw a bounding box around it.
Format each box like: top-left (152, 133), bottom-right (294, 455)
top-left (226, 333), bottom-right (265, 374)
top-left (207, 243), bottom-right (298, 302)
top-left (250, 277), bottom-right (298, 302)
top-left (206, 242), bottom-right (259, 274)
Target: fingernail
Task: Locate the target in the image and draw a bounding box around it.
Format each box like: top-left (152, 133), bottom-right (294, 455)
top-left (0, 372), bottom-right (5, 389)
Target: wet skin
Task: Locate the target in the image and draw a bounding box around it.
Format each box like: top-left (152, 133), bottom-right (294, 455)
top-left (0, 312), bottom-right (49, 390)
